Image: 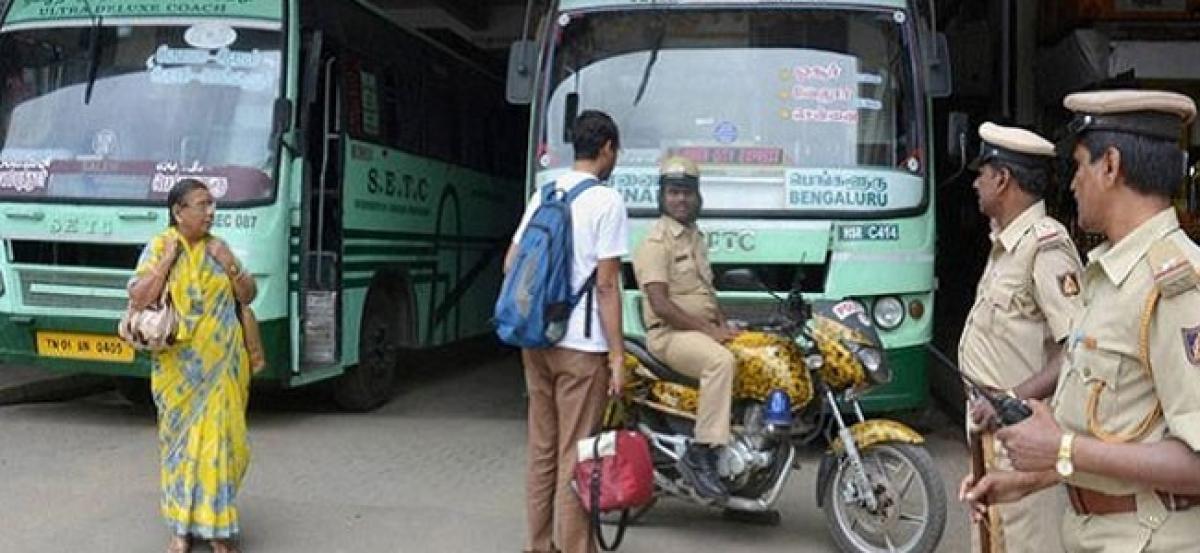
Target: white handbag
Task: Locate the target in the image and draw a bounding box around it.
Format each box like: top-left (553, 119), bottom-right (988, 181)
top-left (118, 283), bottom-right (179, 352)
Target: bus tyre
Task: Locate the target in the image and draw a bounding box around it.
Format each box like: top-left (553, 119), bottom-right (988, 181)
top-left (113, 376), bottom-right (153, 409)
top-left (333, 282), bottom-right (405, 411)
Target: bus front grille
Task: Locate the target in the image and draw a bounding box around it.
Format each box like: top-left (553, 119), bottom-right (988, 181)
top-left (18, 269), bottom-right (130, 312)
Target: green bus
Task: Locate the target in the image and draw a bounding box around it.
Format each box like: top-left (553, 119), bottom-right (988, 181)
top-left (508, 0), bottom-right (950, 412)
top-left (0, 0), bottom-right (526, 410)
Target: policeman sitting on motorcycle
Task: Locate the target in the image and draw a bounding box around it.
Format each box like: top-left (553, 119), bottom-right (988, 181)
top-left (632, 156), bottom-right (738, 500)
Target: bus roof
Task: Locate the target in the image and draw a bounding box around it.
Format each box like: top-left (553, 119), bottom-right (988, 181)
top-left (557, 0), bottom-right (911, 12)
top-left (3, 0), bottom-right (283, 27)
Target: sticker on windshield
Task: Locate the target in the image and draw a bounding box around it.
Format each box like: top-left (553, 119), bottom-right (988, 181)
top-left (779, 57), bottom-right (862, 127)
top-left (146, 45), bottom-right (277, 92)
top-left (0, 160), bottom-right (49, 193)
top-left (713, 121), bottom-right (738, 144)
top-left (92, 130), bottom-right (119, 157)
top-left (184, 23), bottom-right (238, 50)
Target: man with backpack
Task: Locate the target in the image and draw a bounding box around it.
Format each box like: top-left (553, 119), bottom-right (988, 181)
top-left (499, 110), bottom-right (629, 553)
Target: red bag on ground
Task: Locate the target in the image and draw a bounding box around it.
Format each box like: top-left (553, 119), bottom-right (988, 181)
top-left (573, 400), bottom-right (654, 551)
top-left (573, 429), bottom-right (654, 513)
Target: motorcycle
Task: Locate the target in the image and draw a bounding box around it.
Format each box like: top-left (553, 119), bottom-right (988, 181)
top-left (618, 269), bottom-right (946, 552)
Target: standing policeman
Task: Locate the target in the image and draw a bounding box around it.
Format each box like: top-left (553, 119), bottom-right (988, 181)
top-left (959, 123), bottom-right (1082, 553)
top-left (962, 90), bottom-right (1200, 552)
top-left (633, 155), bottom-right (737, 501)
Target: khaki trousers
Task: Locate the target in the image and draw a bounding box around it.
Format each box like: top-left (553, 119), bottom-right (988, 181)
top-left (522, 347), bottom-right (610, 553)
top-left (648, 329), bottom-right (734, 445)
top-left (969, 428), bottom-right (1067, 553)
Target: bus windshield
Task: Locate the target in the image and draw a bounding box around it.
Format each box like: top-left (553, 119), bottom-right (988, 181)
top-left (0, 21), bottom-right (282, 205)
top-left (537, 7), bottom-right (925, 217)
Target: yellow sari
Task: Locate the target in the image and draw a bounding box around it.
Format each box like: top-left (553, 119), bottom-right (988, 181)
top-left (134, 227), bottom-right (251, 539)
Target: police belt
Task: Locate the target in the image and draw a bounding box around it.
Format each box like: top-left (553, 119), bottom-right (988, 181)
top-left (1066, 485), bottom-right (1200, 515)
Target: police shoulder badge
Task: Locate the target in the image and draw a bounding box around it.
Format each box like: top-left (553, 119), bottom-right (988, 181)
top-left (1058, 272), bottom-right (1080, 297)
top-left (1183, 325), bottom-right (1200, 367)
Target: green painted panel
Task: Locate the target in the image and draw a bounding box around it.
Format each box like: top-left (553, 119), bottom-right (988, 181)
top-left (4, 0), bottom-right (283, 25)
top-left (856, 345), bottom-right (928, 413)
top-left (339, 139), bottom-right (519, 350)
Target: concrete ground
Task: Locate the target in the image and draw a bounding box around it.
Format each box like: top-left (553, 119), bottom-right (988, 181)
top-left (0, 347), bottom-right (971, 552)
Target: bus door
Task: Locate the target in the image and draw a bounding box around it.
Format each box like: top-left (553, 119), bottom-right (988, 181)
top-left (297, 30), bottom-right (343, 370)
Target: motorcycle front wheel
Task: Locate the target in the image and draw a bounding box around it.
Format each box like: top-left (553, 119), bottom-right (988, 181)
top-left (821, 443), bottom-right (946, 553)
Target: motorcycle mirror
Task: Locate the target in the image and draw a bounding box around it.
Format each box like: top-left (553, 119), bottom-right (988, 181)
top-left (718, 268), bottom-right (762, 291)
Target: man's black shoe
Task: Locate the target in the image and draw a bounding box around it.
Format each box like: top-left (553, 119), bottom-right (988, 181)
top-left (677, 443), bottom-right (728, 500)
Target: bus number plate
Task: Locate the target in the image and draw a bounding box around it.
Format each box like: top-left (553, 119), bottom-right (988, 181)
top-left (838, 224), bottom-right (899, 241)
top-left (36, 332), bottom-right (135, 363)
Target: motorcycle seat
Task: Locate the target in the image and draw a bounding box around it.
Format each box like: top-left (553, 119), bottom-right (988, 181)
top-left (624, 336), bottom-right (700, 389)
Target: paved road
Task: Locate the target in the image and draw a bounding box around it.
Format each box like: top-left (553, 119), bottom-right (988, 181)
top-left (0, 348), bottom-right (971, 552)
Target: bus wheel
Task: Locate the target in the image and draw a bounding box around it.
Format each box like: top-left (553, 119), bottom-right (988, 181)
top-left (113, 376), bottom-right (153, 409)
top-left (333, 282), bottom-right (405, 411)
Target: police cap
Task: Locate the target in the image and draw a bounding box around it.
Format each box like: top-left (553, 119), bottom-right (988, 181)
top-left (968, 122), bottom-right (1056, 172)
top-left (1061, 89), bottom-right (1197, 146)
top-left (659, 155), bottom-right (700, 189)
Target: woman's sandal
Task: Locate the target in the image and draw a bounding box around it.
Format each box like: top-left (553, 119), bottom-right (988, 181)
top-left (210, 539), bottom-right (241, 553)
top-left (166, 536), bottom-right (190, 553)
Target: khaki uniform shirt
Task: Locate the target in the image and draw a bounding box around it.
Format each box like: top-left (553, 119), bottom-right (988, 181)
top-left (959, 201), bottom-right (1084, 390)
top-left (632, 215), bottom-right (719, 344)
top-left (1054, 208), bottom-right (1200, 496)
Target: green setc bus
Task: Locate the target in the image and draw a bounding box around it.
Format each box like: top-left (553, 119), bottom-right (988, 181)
top-left (508, 0), bottom-right (950, 412)
top-left (0, 0), bottom-right (526, 410)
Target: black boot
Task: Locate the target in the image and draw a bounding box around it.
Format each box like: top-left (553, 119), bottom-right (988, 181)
top-left (677, 443), bottom-right (728, 500)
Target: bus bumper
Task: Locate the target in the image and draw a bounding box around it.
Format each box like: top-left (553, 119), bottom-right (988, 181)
top-left (0, 314), bottom-right (289, 380)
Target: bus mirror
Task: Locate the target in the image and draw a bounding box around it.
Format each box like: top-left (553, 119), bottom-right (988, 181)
top-left (272, 98), bottom-right (292, 134)
top-left (927, 33), bottom-right (952, 99)
top-left (506, 40), bottom-right (538, 105)
top-left (271, 98), bottom-right (294, 151)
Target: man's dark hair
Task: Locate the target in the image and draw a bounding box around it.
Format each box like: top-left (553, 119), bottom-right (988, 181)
top-left (989, 161), bottom-right (1049, 198)
top-left (166, 178), bottom-right (210, 226)
top-left (572, 110), bottom-right (620, 160)
top-left (1079, 131), bottom-right (1184, 198)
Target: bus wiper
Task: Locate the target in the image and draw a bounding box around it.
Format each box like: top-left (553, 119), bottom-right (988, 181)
top-left (632, 27), bottom-right (665, 106)
top-left (83, 15), bottom-right (104, 105)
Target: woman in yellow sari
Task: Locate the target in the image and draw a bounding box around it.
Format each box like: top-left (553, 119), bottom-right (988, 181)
top-left (128, 179), bottom-right (257, 553)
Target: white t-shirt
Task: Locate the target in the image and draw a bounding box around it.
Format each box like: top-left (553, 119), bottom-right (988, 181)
top-left (512, 170), bottom-right (629, 352)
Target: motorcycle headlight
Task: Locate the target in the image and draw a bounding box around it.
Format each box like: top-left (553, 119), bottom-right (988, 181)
top-left (872, 296), bottom-right (905, 330)
top-left (847, 341), bottom-right (891, 385)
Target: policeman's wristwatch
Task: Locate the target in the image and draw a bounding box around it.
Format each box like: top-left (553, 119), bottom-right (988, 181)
top-left (1056, 432), bottom-right (1076, 478)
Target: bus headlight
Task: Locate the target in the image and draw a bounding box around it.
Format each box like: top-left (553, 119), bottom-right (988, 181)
top-left (872, 296), bottom-right (905, 330)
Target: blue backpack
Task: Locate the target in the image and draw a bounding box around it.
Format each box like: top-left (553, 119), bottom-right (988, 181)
top-left (494, 179), bottom-right (598, 348)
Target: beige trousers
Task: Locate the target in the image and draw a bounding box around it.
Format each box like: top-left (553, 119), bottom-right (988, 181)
top-left (649, 330), bottom-right (734, 445)
top-left (522, 347), bottom-right (610, 553)
top-left (969, 429), bottom-right (1067, 553)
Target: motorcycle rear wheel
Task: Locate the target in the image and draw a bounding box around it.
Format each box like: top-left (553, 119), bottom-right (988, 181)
top-left (822, 443), bottom-right (946, 553)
